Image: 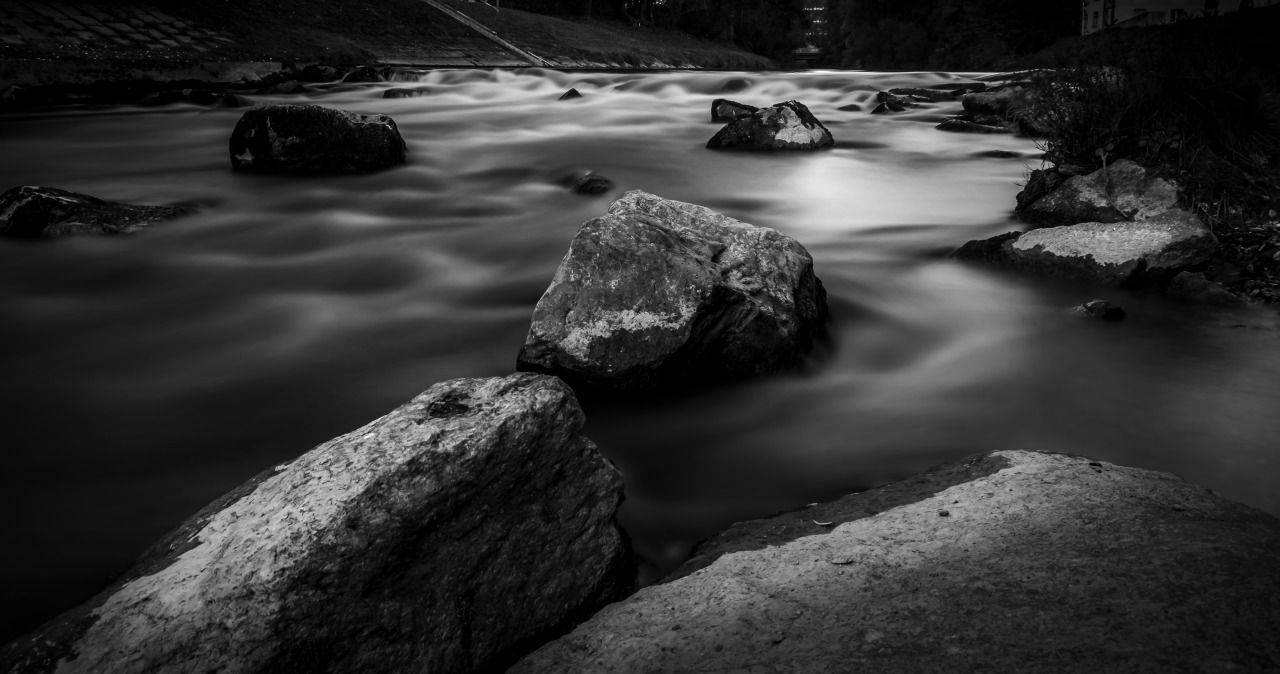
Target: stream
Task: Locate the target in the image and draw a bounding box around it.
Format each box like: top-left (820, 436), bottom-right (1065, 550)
top-left (2, 68), bottom-right (1278, 641)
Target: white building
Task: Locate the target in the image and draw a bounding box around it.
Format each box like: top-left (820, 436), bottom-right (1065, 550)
top-left (1081, 0), bottom-right (1279, 35)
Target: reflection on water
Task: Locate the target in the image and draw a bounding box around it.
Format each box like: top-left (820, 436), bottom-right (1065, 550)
top-left (1, 69), bottom-right (1277, 640)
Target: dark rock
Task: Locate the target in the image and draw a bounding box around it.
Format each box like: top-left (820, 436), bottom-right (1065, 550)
top-left (837, 103), bottom-right (862, 112)
top-left (936, 117), bottom-right (1008, 133)
top-left (298, 64), bottom-right (341, 82)
top-left (706, 100), bottom-right (834, 152)
top-left (517, 190), bottom-right (828, 394)
top-left (0, 186), bottom-right (192, 238)
top-left (256, 80), bottom-right (310, 95)
top-left (341, 66), bottom-right (388, 83)
top-left (957, 210), bottom-right (1217, 285)
top-left (1167, 271), bottom-right (1243, 305)
top-left (1020, 160), bottom-right (1179, 227)
top-left (229, 104), bottom-right (407, 175)
top-left (1074, 299), bottom-right (1126, 320)
top-left (558, 171), bottom-right (615, 196)
top-left (1016, 168), bottom-right (1066, 215)
top-left (558, 88), bottom-right (583, 101)
top-left (383, 87), bottom-right (430, 99)
top-left (512, 450), bottom-right (1280, 672)
top-left (1, 374), bottom-right (631, 673)
top-left (710, 98), bottom-right (758, 123)
top-left (870, 90), bottom-right (915, 114)
top-left (218, 92), bottom-right (253, 108)
top-left (720, 78), bottom-right (751, 93)
top-left (962, 85), bottom-right (1027, 118)
top-left (973, 150), bottom-right (1022, 159)
top-left (888, 87), bottom-right (960, 102)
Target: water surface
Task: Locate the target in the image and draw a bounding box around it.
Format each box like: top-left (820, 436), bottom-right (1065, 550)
top-left (2, 68), bottom-right (1277, 640)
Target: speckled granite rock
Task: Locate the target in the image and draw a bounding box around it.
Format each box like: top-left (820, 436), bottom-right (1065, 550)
top-left (1019, 160), bottom-right (1180, 227)
top-left (706, 100), bottom-right (834, 151)
top-left (0, 186), bottom-right (191, 237)
top-left (1, 373), bottom-right (631, 674)
top-left (228, 104), bottom-right (406, 174)
top-left (517, 190), bottom-right (828, 394)
top-left (513, 450), bottom-right (1280, 673)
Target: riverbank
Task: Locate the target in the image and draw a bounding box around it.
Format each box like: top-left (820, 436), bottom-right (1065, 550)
top-left (0, 0), bottom-right (769, 90)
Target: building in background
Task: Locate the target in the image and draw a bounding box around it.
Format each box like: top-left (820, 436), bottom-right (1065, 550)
top-left (1081, 0), bottom-right (1279, 34)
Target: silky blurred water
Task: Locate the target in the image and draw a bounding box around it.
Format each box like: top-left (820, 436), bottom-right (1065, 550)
top-left (1, 68), bottom-right (1278, 641)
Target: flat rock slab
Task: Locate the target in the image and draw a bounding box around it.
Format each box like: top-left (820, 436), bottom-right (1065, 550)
top-left (3, 373), bottom-right (630, 674)
top-left (0, 185), bottom-right (191, 237)
top-left (514, 450), bottom-right (1280, 672)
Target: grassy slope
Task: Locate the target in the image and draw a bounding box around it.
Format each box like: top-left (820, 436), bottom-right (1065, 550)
top-left (437, 0), bottom-right (772, 68)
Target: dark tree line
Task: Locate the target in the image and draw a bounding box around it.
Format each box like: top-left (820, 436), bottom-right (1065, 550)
top-left (498, 0), bottom-right (808, 60)
top-left (823, 0), bottom-right (1079, 69)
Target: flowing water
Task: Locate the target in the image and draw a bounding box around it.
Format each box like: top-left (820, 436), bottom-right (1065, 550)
top-left (2, 68), bottom-right (1278, 641)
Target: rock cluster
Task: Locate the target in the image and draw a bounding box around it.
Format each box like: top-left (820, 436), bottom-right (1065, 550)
top-left (517, 190), bottom-right (828, 394)
top-left (955, 160), bottom-right (1217, 285)
top-left (1, 374), bottom-right (631, 674)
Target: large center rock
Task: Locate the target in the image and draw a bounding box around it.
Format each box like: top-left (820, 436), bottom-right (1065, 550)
top-left (513, 450), bottom-right (1280, 672)
top-left (517, 190), bottom-right (828, 394)
top-left (0, 185), bottom-right (191, 237)
top-left (706, 100), bottom-right (834, 151)
top-left (1019, 159), bottom-right (1180, 227)
top-left (1, 374), bottom-right (631, 674)
top-left (228, 104), bottom-right (407, 174)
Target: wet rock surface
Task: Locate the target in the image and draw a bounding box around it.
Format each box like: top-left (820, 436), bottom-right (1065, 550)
top-left (709, 98), bottom-right (758, 122)
top-left (228, 104), bottom-right (407, 174)
top-left (513, 450), bottom-right (1280, 672)
top-left (517, 190), bottom-right (828, 394)
top-left (1, 374), bottom-right (631, 674)
top-left (1019, 160), bottom-right (1180, 227)
top-left (706, 100), bottom-right (834, 151)
top-left (0, 185), bottom-right (191, 238)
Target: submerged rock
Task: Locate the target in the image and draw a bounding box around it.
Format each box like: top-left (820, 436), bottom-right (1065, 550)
top-left (557, 171), bottom-right (615, 196)
top-left (936, 117), bottom-right (1008, 133)
top-left (558, 88), bottom-right (583, 101)
top-left (1167, 271), bottom-right (1243, 305)
top-left (0, 185), bottom-right (191, 238)
top-left (513, 450), bottom-right (1280, 672)
top-left (709, 98), bottom-right (758, 123)
top-left (1074, 299), bottom-right (1126, 320)
top-left (517, 190), bottom-right (828, 394)
top-left (1020, 159), bottom-right (1180, 227)
top-left (1, 374), bottom-right (631, 673)
top-left (955, 210), bottom-right (1217, 285)
top-left (706, 100), bottom-right (833, 151)
top-left (228, 104), bottom-right (407, 174)
top-left (383, 87), bottom-right (430, 99)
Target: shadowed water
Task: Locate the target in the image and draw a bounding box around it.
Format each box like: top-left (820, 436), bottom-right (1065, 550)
top-left (1, 68), bottom-right (1278, 641)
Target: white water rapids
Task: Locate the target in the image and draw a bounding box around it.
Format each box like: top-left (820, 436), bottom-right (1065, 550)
top-left (1, 68), bottom-right (1277, 640)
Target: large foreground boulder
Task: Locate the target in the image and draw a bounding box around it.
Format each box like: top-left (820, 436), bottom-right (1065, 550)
top-left (0, 186), bottom-right (191, 238)
top-left (229, 104), bottom-right (407, 174)
top-left (1019, 159), bottom-right (1180, 227)
top-left (954, 210), bottom-right (1216, 285)
top-left (706, 100), bottom-right (833, 151)
top-left (513, 450), bottom-right (1280, 672)
top-left (2, 374), bottom-right (631, 674)
top-left (517, 190), bottom-right (828, 394)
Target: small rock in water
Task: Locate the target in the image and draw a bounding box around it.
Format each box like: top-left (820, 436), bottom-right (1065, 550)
top-left (720, 78), bottom-right (752, 93)
top-left (342, 66), bottom-right (388, 83)
top-left (837, 103), bottom-right (862, 112)
top-left (937, 118), bottom-right (1009, 134)
top-left (706, 100), bottom-right (834, 152)
top-left (383, 87), bottom-right (430, 99)
top-left (558, 171), bottom-right (615, 196)
top-left (0, 185), bottom-right (192, 238)
top-left (1074, 299), bottom-right (1126, 321)
top-left (558, 88), bottom-right (583, 101)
